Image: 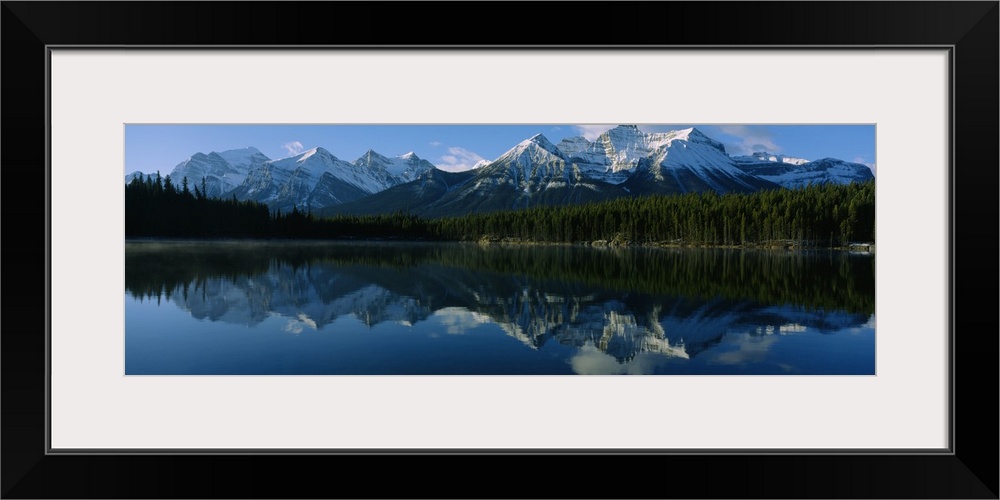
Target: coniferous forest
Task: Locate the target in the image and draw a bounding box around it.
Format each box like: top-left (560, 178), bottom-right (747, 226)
top-left (125, 173), bottom-right (875, 247)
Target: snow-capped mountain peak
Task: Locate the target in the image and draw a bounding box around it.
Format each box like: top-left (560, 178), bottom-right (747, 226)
top-left (125, 170), bottom-right (145, 184)
top-left (255, 148), bottom-right (346, 188)
top-left (644, 127), bottom-right (725, 152)
top-left (673, 127), bottom-right (725, 151)
top-left (298, 148), bottom-right (317, 161)
top-left (520, 133), bottom-right (556, 148)
top-left (360, 148), bottom-right (387, 159)
top-left (216, 145), bottom-right (262, 159)
top-left (503, 133), bottom-right (568, 161)
top-left (293, 146), bottom-right (334, 164)
top-left (355, 149), bottom-right (391, 170)
top-left (352, 149), bottom-right (435, 183)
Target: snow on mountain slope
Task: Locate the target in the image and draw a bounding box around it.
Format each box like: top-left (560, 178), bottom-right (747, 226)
top-left (600, 126), bottom-right (728, 171)
top-left (215, 146), bottom-right (270, 170)
top-left (125, 171), bottom-right (145, 185)
top-left (558, 125), bottom-right (733, 184)
top-left (163, 147), bottom-right (271, 198)
top-left (473, 134), bottom-right (594, 195)
top-left (623, 155), bottom-right (781, 195)
top-left (555, 135), bottom-right (612, 178)
top-left (230, 147), bottom-right (387, 210)
top-left (425, 133), bottom-right (624, 214)
top-left (732, 151), bottom-right (810, 166)
top-left (732, 155), bottom-right (874, 188)
top-left (228, 148), bottom-right (439, 210)
top-left (318, 168), bottom-right (477, 218)
top-left (226, 161), bottom-right (294, 204)
top-left (491, 133), bottom-right (575, 179)
top-left (352, 149), bottom-right (435, 187)
top-left (463, 134), bottom-right (580, 195)
top-left (264, 147), bottom-right (364, 192)
top-left (594, 127), bottom-right (783, 195)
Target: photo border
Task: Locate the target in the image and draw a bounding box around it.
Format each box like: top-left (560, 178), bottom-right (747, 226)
top-left (55, 55), bottom-right (937, 452)
top-left (4, 2), bottom-right (997, 498)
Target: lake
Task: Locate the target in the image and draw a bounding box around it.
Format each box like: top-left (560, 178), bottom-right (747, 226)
top-left (125, 241), bottom-right (875, 375)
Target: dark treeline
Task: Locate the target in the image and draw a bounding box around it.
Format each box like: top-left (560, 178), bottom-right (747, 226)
top-left (429, 180), bottom-right (875, 246)
top-left (125, 172), bottom-right (429, 239)
top-left (126, 172), bottom-right (271, 238)
top-left (418, 244), bottom-right (874, 314)
top-left (126, 241), bottom-right (875, 315)
top-left (126, 173), bottom-right (874, 246)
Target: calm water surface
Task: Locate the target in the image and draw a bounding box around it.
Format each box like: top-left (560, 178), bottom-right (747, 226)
top-left (125, 241), bottom-right (875, 375)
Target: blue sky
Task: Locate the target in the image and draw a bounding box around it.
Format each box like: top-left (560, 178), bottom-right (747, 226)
top-left (125, 124), bottom-right (876, 175)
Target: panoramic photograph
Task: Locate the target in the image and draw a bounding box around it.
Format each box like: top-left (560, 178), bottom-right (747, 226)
top-left (124, 124), bottom-right (875, 375)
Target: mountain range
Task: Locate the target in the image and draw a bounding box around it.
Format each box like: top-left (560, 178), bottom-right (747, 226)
top-left (125, 126), bottom-right (874, 217)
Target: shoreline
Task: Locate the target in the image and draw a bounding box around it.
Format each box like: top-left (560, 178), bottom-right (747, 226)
top-left (472, 234), bottom-right (874, 252)
top-left (125, 236), bottom-right (875, 253)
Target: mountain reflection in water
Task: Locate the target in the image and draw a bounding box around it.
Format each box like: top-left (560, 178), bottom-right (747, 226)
top-left (125, 241), bottom-right (875, 375)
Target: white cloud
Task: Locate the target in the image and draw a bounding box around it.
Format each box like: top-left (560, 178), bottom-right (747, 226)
top-left (433, 307), bottom-right (490, 334)
top-left (283, 313), bottom-right (317, 334)
top-left (715, 125), bottom-right (781, 155)
top-left (284, 320), bottom-right (303, 334)
top-left (845, 314), bottom-right (877, 335)
top-left (429, 141), bottom-right (442, 147)
top-left (708, 332), bottom-right (779, 365)
top-left (568, 343), bottom-right (677, 375)
top-left (569, 344), bottom-right (624, 374)
top-left (282, 141), bottom-right (304, 156)
top-left (437, 146), bottom-right (486, 172)
top-left (573, 125), bottom-right (615, 141)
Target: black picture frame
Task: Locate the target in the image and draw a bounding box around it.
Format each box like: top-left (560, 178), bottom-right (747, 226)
top-left (3, 2), bottom-right (997, 498)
